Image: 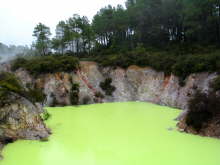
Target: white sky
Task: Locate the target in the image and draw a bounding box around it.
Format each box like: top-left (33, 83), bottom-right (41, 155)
top-left (0, 0), bottom-right (126, 46)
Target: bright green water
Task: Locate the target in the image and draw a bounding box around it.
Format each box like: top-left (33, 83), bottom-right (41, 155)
top-left (1, 102), bottom-right (220, 165)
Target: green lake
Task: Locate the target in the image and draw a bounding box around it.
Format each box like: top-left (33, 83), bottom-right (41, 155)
top-left (1, 102), bottom-right (220, 165)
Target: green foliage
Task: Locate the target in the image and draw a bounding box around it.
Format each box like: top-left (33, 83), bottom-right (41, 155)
top-left (0, 72), bottom-right (26, 106)
top-left (0, 89), bottom-right (13, 107)
top-left (40, 109), bottom-right (51, 121)
top-left (210, 76), bottom-right (220, 92)
top-left (70, 83), bottom-right (79, 105)
top-left (11, 55), bottom-right (79, 77)
top-left (33, 23), bottom-right (51, 56)
top-left (40, 137), bottom-right (49, 142)
top-left (52, 15), bottom-right (94, 55)
top-left (0, 72), bottom-right (46, 106)
top-left (49, 93), bottom-right (58, 107)
top-left (90, 0), bottom-right (220, 52)
top-left (94, 91), bottom-right (105, 99)
top-left (11, 57), bottom-right (28, 71)
top-left (172, 54), bottom-right (217, 80)
top-left (0, 72), bottom-right (24, 94)
top-left (186, 76), bottom-right (220, 131)
top-left (11, 44), bottom-right (220, 88)
top-left (186, 91), bottom-right (212, 131)
top-left (100, 78), bottom-right (116, 96)
top-left (25, 0), bottom-right (220, 81)
top-left (7, 0), bottom-right (220, 90)
top-left (95, 47), bottom-right (220, 85)
top-left (186, 90), bottom-right (220, 132)
top-left (82, 96), bottom-right (91, 105)
top-left (27, 88), bottom-right (46, 103)
top-left (95, 91), bottom-right (105, 99)
top-left (92, 5), bottom-right (130, 49)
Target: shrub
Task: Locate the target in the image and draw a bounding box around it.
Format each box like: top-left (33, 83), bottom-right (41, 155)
top-left (186, 90), bottom-right (220, 131)
top-left (210, 76), bottom-right (220, 92)
top-left (100, 78), bottom-right (116, 96)
top-left (186, 91), bottom-right (212, 131)
top-left (82, 96), bottom-right (91, 105)
top-left (95, 91), bottom-right (105, 99)
top-left (50, 93), bottom-right (59, 107)
top-left (11, 57), bottom-right (28, 71)
top-left (0, 89), bottom-right (12, 107)
top-left (0, 72), bottom-right (24, 94)
top-left (172, 54), bottom-right (216, 81)
top-left (0, 72), bottom-right (46, 106)
top-left (40, 109), bottom-right (51, 121)
top-left (70, 83), bottom-right (79, 105)
top-left (11, 46), bottom-right (220, 83)
top-left (40, 137), bottom-right (49, 142)
top-left (27, 88), bottom-right (46, 103)
top-left (95, 47), bottom-right (220, 86)
top-left (11, 55), bottom-right (79, 77)
top-left (0, 72), bottom-right (24, 106)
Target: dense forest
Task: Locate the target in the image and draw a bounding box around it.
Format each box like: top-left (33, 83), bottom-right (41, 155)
top-left (33, 0), bottom-right (220, 54)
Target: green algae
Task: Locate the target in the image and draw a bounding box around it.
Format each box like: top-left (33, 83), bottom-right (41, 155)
top-left (1, 102), bottom-right (220, 165)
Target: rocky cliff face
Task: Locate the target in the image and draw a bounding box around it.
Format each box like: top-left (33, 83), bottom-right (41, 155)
top-left (15, 61), bottom-right (217, 110)
top-left (0, 94), bottom-right (49, 142)
top-left (0, 60), bottom-right (217, 157)
top-left (0, 91), bottom-right (50, 158)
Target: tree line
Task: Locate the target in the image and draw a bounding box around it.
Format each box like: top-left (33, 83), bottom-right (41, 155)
top-left (33, 14), bottom-right (94, 56)
top-left (32, 0), bottom-right (220, 56)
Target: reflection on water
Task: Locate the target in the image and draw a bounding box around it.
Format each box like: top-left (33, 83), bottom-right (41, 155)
top-left (2, 102), bottom-right (220, 165)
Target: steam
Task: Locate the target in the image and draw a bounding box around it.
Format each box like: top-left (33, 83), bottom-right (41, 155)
top-left (0, 53), bottom-right (16, 63)
top-left (0, 43), bottom-right (31, 63)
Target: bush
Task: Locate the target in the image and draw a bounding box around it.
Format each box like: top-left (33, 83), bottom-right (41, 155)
top-left (50, 93), bottom-right (59, 107)
top-left (210, 76), bottom-right (220, 92)
top-left (0, 89), bottom-right (12, 107)
top-left (0, 72), bottom-right (24, 94)
top-left (0, 72), bottom-right (24, 106)
top-left (11, 46), bottom-right (220, 84)
top-left (82, 96), bottom-right (91, 105)
top-left (100, 78), bottom-right (116, 96)
top-left (95, 47), bottom-right (220, 86)
top-left (11, 57), bottom-right (28, 71)
top-left (172, 54), bottom-right (216, 80)
top-left (186, 91), bottom-right (212, 131)
top-left (186, 90), bottom-right (220, 131)
top-left (27, 88), bottom-right (46, 103)
top-left (40, 109), bottom-right (51, 121)
top-left (0, 72), bottom-right (46, 106)
top-left (70, 83), bottom-right (79, 105)
top-left (95, 91), bottom-right (105, 98)
top-left (11, 55), bottom-right (79, 77)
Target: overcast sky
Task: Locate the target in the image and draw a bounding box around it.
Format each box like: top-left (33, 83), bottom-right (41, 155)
top-left (0, 0), bottom-right (126, 46)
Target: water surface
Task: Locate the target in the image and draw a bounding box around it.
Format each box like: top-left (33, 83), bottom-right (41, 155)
top-left (2, 102), bottom-right (220, 165)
